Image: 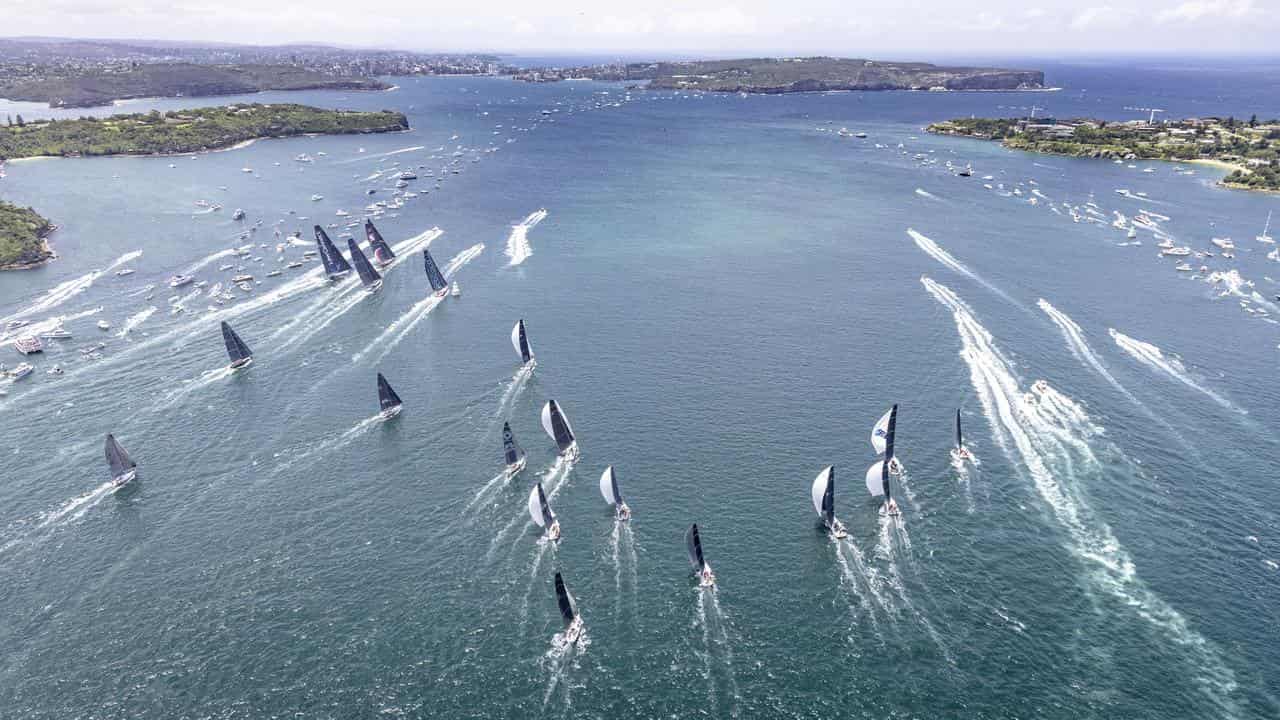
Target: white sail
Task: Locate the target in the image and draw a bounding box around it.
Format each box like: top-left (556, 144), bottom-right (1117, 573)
top-left (510, 321), bottom-right (524, 360)
top-left (528, 484), bottom-right (547, 527)
top-left (865, 460), bottom-right (886, 496)
top-left (599, 465), bottom-right (619, 505)
top-left (811, 466), bottom-right (832, 516)
top-left (871, 407), bottom-right (892, 454)
top-left (540, 401), bottom-right (556, 443)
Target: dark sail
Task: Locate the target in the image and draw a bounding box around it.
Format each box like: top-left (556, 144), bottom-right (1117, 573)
top-left (881, 455), bottom-right (892, 501)
top-left (955, 409), bottom-right (963, 449)
top-left (502, 421), bottom-right (524, 466)
top-left (821, 467), bottom-right (835, 527)
top-left (377, 373), bottom-right (402, 411)
top-left (365, 220), bottom-right (395, 263)
top-left (554, 572), bottom-right (577, 626)
top-left (105, 433), bottom-right (135, 478)
top-left (221, 321), bottom-right (252, 363)
top-left (686, 523), bottom-right (706, 571)
top-left (884, 404), bottom-right (899, 459)
top-left (315, 225), bottom-right (353, 278)
top-left (542, 400), bottom-right (575, 453)
top-left (422, 248), bottom-right (448, 292)
top-left (347, 238), bottom-right (382, 288)
top-left (536, 482), bottom-right (556, 527)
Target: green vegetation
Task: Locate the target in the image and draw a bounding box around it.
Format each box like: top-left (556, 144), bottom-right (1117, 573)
top-left (0, 201), bottom-right (55, 269)
top-left (636, 57), bottom-right (1043, 93)
top-left (928, 116), bottom-right (1280, 192)
top-left (0, 103), bottom-right (409, 159)
top-left (0, 63), bottom-right (391, 108)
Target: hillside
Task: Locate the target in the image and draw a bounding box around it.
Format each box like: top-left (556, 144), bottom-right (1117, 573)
top-left (638, 57), bottom-right (1044, 93)
top-left (0, 201), bottom-right (55, 269)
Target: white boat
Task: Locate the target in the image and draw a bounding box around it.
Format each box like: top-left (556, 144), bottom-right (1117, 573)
top-left (600, 465), bottom-right (631, 521)
top-left (115, 268), bottom-right (135, 277)
top-left (106, 434), bottom-right (137, 487)
top-left (336, 210), bottom-right (350, 217)
top-left (232, 208), bottom-right (245, 221)
top-left (1258, 211), bottom-right (1274, 244)
top-left (529, 482), bottom-right (561, 541)
top-left (39, 325), bottom-right (72, 340)
top-left (1161, 247), bottom-right (1192, 257)
top-left (450, 282), bottom-right (461, 297)
top-left (1127, 226), bottom-right (1138, 239)
top-left (232, 274), bottom-right (254, 284)
top-left (168, 274), bottom-right (195, 288)
top-left (1212, 237), bottom-right (1236, 251)
top-left (553, 573), bottom-right (583, 644)
top-left (810, 465), bottom-right (846, 539)
top-left (7, 362), bottom-right (34, 380)
top-left (97, 319), bottom-right (111, 330)
top-left (311, 194), bottom-right (323, 202)
top-left (46, 365), bottom-right (63, 375)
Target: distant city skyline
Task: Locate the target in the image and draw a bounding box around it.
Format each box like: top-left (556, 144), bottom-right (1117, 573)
top-left (5, 0), bottom-right (1278, 57)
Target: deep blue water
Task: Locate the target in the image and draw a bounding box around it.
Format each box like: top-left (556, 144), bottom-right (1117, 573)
top-left (1, 61), bottom-right (1279, 719)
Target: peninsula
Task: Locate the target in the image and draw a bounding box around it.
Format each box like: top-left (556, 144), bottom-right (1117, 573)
top-left (0, 201), bottom-right (55, 269)
top-left (927, 115), bottom-right (1280, 191)
top-left (0, 103), bottom-right (408, 160)
top-left (514, 57), bottom-right (1044, 93)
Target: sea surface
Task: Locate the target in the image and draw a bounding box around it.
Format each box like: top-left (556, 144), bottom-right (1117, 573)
top-left (1, 58), bottom-right (1279, 719)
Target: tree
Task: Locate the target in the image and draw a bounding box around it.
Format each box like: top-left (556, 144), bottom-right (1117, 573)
top-left (14, 114), bottom-right (23, 127)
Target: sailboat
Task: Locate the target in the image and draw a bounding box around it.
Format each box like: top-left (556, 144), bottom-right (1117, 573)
top-left (528, 481), bottom-right (561, 541)
top-left (553, 572), bottom-right (583, 643)
top-left (599, 465), bottom-right (631, 520)
top-left (346, 238), bottom-right (383, 293)
top-left (950, 409), bottom-right (973, 462)
top-left (502, 421), bottom-right (527, 478)
top-left (511, 319), bottom-right (535, 366)
top-left (314, 225), bottom-right (353, 281)
top-left (365, 220), bottom-right (396, 266)
top-left (105, 433), bottom-right (137, 487)
top-left (686, 523), bottom-right (716, 587)
top-left (220, 321), bottom-right (253, 370)
top-left (1259, 211), bottom-right (1274, 244)
top-left (810, 465), bottom-right (846, 539)
top-left (376, 372), bottom-right (403, 420)
top-left (422, 248), bottom-right (449, 298)
top-left (541, 399), bottom-right (579, 460)
top-left (865, 457), bottom-right (900, 516)
top-left (871, 404), bottom-right (904, 475)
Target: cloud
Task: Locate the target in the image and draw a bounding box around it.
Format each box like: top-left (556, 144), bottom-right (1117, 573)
top-left (667, 7), bottom-right (761, 36)
top-left (1069, 5), bottom-right (1138, 29)
top-left (1156, 0), bottom-right (1257, 23)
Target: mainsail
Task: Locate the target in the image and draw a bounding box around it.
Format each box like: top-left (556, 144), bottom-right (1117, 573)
top-left (811, 465), bottom-right (835, 527)
top-left (871, 405), bottom-right (898, 455)
top-left (365, 220), bottom-right (395, 263)
top-left (502, 422), bottom-right (525, 466)
top-left (865, 459), bottom-right (890, 499)
top-left (377, 373), bottom-right (402, 412)
top-left (220, 321), bottom-right (252, 363)
top-left (540, 400), bottom-right (576, 453)
top-left (528, 482), bottom-right (556, 528)
top-left (105, 433), bottom-right (135, 479)
top-left (315, 225), bottom-right (353, 278)
top-left (955, 409), bottom-right (963, 449)
top-left (686, 523), bottom-right (707, 572)
top-left (346, 238), bottom-right (382, 288)
top-left (554, 572), bottom-right (578, 626)
top-left (599, 465), bottom-right (622, 506)
top-left (511, 319), bottom-right (534, 364)
top-left (422, 248), bottom-right (448, 292)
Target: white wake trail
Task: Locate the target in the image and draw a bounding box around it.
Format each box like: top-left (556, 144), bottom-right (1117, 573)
top-left (924, 276), bottom-right (1241, 715)
top-left (505, 208), bottom-right (547, 266)
top-left (334, 145), bottom-right (426, 164)
top-left (1039, 299), bottom-right (1131, 397)
top-left (907, 229), bottom-right (1017, 305)
top-left (1109, 329), bottom-right (1239, 412)
top-left (1, 250), bottom-right (140, 324)
top-left (116, 306), bottom-right (158, 338)
top-left (354, 243), bottom-right (483, 364)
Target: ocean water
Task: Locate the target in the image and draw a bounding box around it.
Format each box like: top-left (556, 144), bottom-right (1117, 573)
top-left (1, 60), bottom-right (1279, 718)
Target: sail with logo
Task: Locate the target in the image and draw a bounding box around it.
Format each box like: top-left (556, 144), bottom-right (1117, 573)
top-left (422, 248), bottom-right (448, 297)
top-left (528, 481), bottom-right (561, 541)
top-left (511, 319), bottom-right (534, 366)
top-left (502, 421), bottom-right (527, 478)
top-left (553, 572), bottom-right (584, 643)
top-left (365, 220), bottom-right (395, 266)
top-left (221, 321), bottom-right (253, 370)
top-left (347, 238), bottom-right (383, 292)
top-left (314, 225), bottom-right (353, 280)
top-left (377, 372), bottom-right (402, 419)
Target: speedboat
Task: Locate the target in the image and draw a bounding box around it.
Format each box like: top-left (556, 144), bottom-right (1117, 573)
top-left (5, 320), bottom-right (29, 331)
top-left (232, 208), bottom-right (245, 221)
top-left (451, 282), bottom-right (461, 297)
top-left (232, 274), bottom-right (254, 284)
top-left (8, 362), bottom-right (34, 380)
top-left (286, 261), bottom-right (304, 269)
top-left (97, 319), bottom-right (111, 331)
top-left (311, 194), bottom-right (323, 201)
top-left (169, 274), bottom-right (195, 288)
top-left (40, 325), bottom-right (72, 340)
top-left (46, 365), bottom-right (63, 376)
top-left (115, 268), bottom-right (135, 276)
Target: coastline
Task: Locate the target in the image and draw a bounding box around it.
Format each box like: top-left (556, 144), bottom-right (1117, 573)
top-left (0, 233), bottom-right (56, 271)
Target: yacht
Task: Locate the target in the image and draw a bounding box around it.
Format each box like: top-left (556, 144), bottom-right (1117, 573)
top-left (232, 274), bottom-right (254, 284)
top-left (7, 362), bottom-right (34, 380)
top-left (5, 320), bottom-right (29, 331)
top-left (13, 336), bottom-right (43, 354)
top-left (1175, 263), bottom-right (1193, 271)
top-left (39, 325), bottom-right (71, 340)
top-left (97, 319), bottom-right (112, 330)
top-left (311, 194), bottom-right (323, 202)
top-left (286, 260), bottom-right (304, 269)
top-left (47, 365), bottom-right (64, 375)
top-left (115, 268), bottom-right (135, 277)
top-left (1161, 247), bottom-right (1192, 257)
top-left (169, 274), bottom-right (195, 288)
top-left (232, 208), bottom-right (245, 221)
top-left (1257, 211), bottom-right (1274, 244)
top-left (1212, 237), bottom-right (1235, 251)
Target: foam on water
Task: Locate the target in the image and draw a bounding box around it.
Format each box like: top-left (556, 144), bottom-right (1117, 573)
top-left (1109, 328), bottom-right (1239, 412)
top-left (1, 250), bottom-right (140, 325)
top-left (925, 276), bottom-right (1241, 715)
top-left (906, 228), bottom-right (1018, 306)
top-left (116, 306), bottom-right (158, 338)
top-left (505, 208), bottom-right (547, 266)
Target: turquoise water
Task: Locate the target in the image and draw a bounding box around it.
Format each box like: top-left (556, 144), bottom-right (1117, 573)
top-left (1, 63), bottom-right (1279, 718)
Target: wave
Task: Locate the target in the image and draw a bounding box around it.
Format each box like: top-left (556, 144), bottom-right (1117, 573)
top-left (352, 242), bottom-right (483, 364)
top-left (334, 145), bottom-right (425, 164)
top-left (1038, 299), bottom-right (1130, 396)
top-left (914, 188), bottom-right (938, 200)
top-left (1207, 269), bottom-right (1280, 316)
top-left (1, 250), bottom-right (140, 325)
top-left (116, 306), bottom-right (158, 338)
top-left (1108, 329), bottom-right (1239, 412)
top-left (924, 276), bottom-right (1240, 715)
top-left (505, 208), bottom-right (547, 267)
top-left (906, 229), bottom-right (1017, 305)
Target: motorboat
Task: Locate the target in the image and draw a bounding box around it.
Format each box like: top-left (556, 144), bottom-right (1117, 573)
top-left (232, 274), bottom-right (254, 284)
top-left (8, 362), bottom-right (34, 380)
top-left (115, 268), bottom-right (135, 276)
top-left (169, 274), bottom-right (195, 288)
top-left (97, 319), bottom-right (112, 330)
top-left (39, 325), bottom-right (72, 340)
top-left (13, 335), bottom-right (42, 354)
top-left (451, 282), bottom-right (461, 297)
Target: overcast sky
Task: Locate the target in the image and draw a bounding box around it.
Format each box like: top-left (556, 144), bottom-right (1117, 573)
top-left (7, 0), bottom-right (1278, 57)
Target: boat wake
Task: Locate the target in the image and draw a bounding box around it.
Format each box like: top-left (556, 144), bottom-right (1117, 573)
top-left (158, 365), bottom-right (235, 408)
top-left (268, 413), bottom-right (384, 477)
top-left (906, 229), bottom-right (1017, 306)
top-left (608, 521), bottom-right (640, 619)
top-left (183, 246), bottom-right (247, 275)
top-left (495, 362), bottom-right (535, 417)
top-left (488, 456), bottom-right (574, 558)
top-left (0, 306), bottom-right (103, 346)
top-left (914, 188), bottom-right (939, 200)
top-left (540, 625), bottom-right (588, 709)
top-left (924, 276), bottom-right (1241, 714)
top-left (1108, 329), bottom-right (1239, 412)
top-left (353, 242), bottom-right (483, 364)
top-left (335, 145), bottom-right (426, 164)
top-left (1, 250), bottom-right (139, 324)
top-left (505, 208), bottom-right (547, 266)
top-left (833, 536), bottom-right (886, 627)
top-left (0, 481), bottom-right (121, 557)
top-left (1038, 300), bottom-right (1130, 397)
top-left (1207, 269), bottom-right (1280, 316)
top-left (116, 306), bottom-right (158, 338)
top-left (951, 456), bottom-right (977, 513)
top-left (692, 588), bottom-right (740, 716)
